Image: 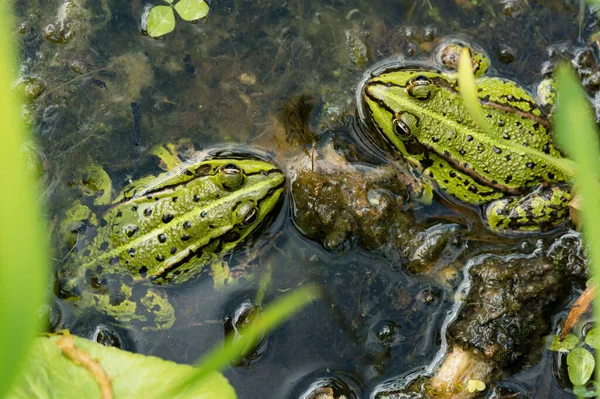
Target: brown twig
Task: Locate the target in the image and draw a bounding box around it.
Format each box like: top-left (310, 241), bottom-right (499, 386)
top-left (560, 285), bottom-right (596, 340)
top-left (56, 335), bottom-right (113, 399)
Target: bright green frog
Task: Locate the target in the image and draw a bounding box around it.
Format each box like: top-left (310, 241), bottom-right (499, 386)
top-left (59, 155), bottom-right (285, 330)
top-left (360, 42), bottom-right (572, 233)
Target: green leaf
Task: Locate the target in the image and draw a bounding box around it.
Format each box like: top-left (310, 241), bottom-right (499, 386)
top-left (7, 335), bottom-right (236, 399)
top-left (573, 383), bottom-right (598, 398)
top-left (548, 334), bottom-right (580, 352)
top-left (147, 5), bottom-right (176, 37)
top-left (567, 347), bottom-right (595, 386)
top-left (164, 0), bottom-right (174, 3)
top-left (457, 48), bottom-right (577, 177)
top-left (585, 328), bottom-right (600, 349)
top-left (0, 2), bottom-right (49, 397)
top-left (174, 0), bottom-right (209, 21)
top-left (158, 284), bottom-right (321, 398)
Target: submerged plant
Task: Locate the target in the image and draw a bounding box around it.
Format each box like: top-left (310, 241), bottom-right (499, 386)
top-left (146, 0), bottom-right (209, 38)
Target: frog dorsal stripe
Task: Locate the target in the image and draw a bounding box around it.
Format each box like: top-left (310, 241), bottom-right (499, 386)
top-left (422, 146), bottom-right (523, 196)
top-left (133, 168), bottom-right (284, 200)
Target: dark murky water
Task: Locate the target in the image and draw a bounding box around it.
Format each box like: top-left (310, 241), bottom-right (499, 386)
top-left (14, 0), bottom-right (600, 398)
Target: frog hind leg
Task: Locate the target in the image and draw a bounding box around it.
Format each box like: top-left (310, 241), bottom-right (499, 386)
top-left (485, 187), bottom-right (571, 233)
top-left (78, 283), bottom-right (175, 331)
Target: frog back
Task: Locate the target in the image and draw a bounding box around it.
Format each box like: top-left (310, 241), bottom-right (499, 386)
top-left (364, 68), bottom-right (569, 194)
top-left (72, 158), bottom-right (285, 284)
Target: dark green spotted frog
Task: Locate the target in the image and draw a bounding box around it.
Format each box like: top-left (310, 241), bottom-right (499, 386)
top-left (359, 41), bottom-right (572, 233)
top-left (58, 153), bottom-right (285, 330)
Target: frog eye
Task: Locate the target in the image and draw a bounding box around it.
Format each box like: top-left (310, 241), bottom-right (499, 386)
top-left (411, 75), bottom-right (431, 85)
top-left (242, 207), bottom-right (259, 225)
top-left (408, 75), bottom-right (434, 101)
top-left (392, 111), bottom-right (420, 140)
top-left (220, 163), bottom-right (242, 174)
top-left (217, 163), bottom-right (245, 190)
top-left (393, 118), bottom-right (412, 139)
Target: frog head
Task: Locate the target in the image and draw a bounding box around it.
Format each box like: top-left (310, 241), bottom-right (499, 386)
top-left (361, 68), bottom-right (451, 167)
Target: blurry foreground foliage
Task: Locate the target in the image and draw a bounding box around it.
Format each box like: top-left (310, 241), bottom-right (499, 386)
top-left (0, 3), bottom-right (49, 399)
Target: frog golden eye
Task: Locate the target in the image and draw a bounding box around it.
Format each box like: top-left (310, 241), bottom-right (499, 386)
top-left (393, 118), bottom-right (412, 139)
top-left (408, 75), bottom-right (434, 100)
top-left (217, 163), bottom-right (245, 190)
top-left (392, 111), bottom-right (420, 140)
top-left (242, 207), bottom-right (259, 225)
top-left (410, 75), bottom-right (431, 85)
top-left (220, 163), bottom-right (242, 175)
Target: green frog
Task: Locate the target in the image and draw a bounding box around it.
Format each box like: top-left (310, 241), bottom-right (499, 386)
top-left (359, 41), bottom-right (572, 233)
top-left (58, 153), bottom-right (285, 330)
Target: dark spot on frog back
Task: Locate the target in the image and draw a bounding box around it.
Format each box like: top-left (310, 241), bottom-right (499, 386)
top-left (123, 225), bottom-right (139, 237)
top-left (420, 158), bottom-right (434, 169)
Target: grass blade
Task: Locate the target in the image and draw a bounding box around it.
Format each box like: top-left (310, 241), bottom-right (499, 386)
top-left (0, 4), bottom-right (49, 397)
top-left (553, 64), bottom-right (600, 372)
top-left (156, 283), bottom-right (321, 398)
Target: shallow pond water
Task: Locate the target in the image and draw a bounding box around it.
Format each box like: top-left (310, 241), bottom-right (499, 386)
top-left (14, 0), bottom-right (600, 397)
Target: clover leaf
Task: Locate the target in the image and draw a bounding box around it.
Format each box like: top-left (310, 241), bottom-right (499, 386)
top-left (567, 347), bottom-right (595, 386)
top-left (147, 5), bottom-right (176, 37)
top-left (146, 0), bottom-right (210, 37)
top-left (175, 0), bottom-right (209, 21)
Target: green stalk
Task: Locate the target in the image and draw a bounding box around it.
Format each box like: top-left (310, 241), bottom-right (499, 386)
top-left (0, 4), bottom-right (49, 397)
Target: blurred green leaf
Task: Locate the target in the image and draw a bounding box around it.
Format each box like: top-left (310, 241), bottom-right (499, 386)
top-left (174, 0), bottom-right (209, 21)
top-left (158, 284), bottom-right (321, 398)
top-left (554, 65), bottom-right (600, 377)
top-left (457, 47), bottom-right (496, 138)
top-left (548, 334), bottom-right (580, 352)
top-left (147, 5), bottom-right (176, 37)
top-left (7, 335), bottom-right (235, 399)
top-left (568, 347), bottom-right (595, 386)
top-left (585, 328), bottom-right (600, 349)
top-left (573, 383), bottom-right (597, 398)
top-left (0, 3), bottom-right (48, 397)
